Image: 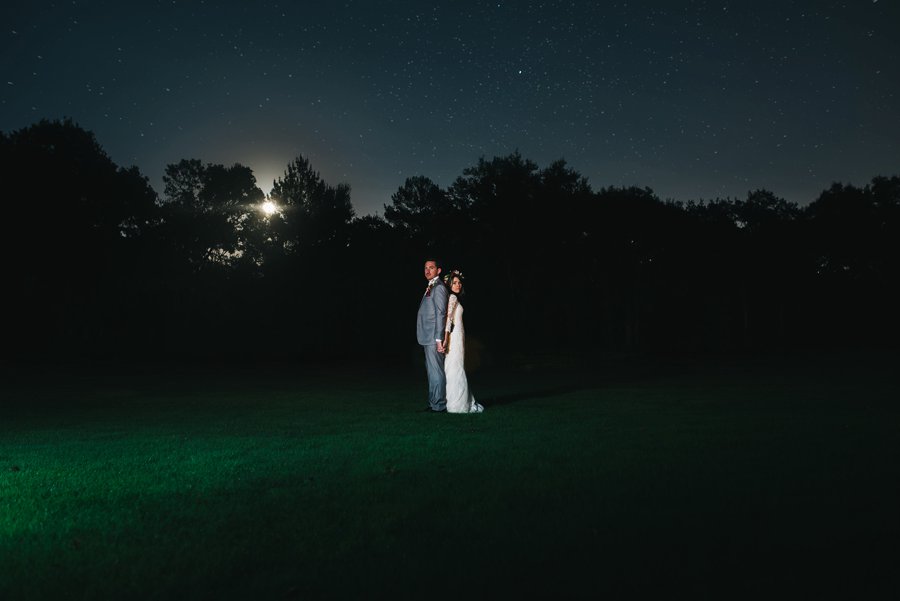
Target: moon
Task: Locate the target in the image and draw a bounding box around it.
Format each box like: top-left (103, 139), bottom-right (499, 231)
top-left (261, 200), bottom-right (277, 216)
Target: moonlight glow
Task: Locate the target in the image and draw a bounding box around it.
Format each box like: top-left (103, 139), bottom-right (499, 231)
top-left (261, 201), bottom-right (277, 216)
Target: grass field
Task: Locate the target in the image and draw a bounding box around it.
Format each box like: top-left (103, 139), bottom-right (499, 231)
top-left (1, 351), bottom-right (898, 598)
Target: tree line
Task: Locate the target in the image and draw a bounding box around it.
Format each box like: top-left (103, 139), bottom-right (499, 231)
top-left (3, 119), bottom-right (898, 362)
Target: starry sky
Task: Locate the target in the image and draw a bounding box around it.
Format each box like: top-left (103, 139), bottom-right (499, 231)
top-left (2, 1), bottom-right (899, 215)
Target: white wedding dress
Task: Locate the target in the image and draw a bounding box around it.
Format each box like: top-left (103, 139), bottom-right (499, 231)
top-left (445, 294), bottom-right (484, 414)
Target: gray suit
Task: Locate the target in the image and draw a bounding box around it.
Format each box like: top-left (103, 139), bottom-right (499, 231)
top-left (417, 278), bottom-right (448, 411)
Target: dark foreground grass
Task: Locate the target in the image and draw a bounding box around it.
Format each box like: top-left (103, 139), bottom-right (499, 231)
top-left (1, 351), bottom-right (898, 599)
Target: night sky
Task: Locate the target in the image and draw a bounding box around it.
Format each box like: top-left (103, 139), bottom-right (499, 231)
top-left (3, 1), bottom-right (898, 215)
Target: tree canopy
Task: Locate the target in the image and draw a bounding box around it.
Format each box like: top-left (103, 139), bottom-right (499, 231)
top-left (3, 119), bottom-right (898, 359)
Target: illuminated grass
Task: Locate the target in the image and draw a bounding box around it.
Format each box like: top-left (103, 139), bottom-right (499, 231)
top-left (1, 354), bottom-right (898, 598)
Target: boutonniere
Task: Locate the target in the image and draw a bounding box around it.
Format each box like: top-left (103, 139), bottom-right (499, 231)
top-left (424, 280), bottom-right (437, 296)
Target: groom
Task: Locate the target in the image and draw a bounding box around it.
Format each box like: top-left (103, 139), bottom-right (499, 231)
top-left (417, 258), bottom-right (448, 412)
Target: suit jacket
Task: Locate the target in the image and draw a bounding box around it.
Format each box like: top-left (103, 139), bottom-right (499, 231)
top-left (417, 278), bottom-right (448, 346)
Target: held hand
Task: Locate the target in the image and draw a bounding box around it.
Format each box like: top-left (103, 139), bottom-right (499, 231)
top-left (436, 340), bottom-right (445, 354)
top-left (442, 334), bottom-right (450, 353)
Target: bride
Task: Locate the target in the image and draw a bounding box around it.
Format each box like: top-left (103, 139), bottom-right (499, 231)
top-left (442, 270), bottom-right (484, 414)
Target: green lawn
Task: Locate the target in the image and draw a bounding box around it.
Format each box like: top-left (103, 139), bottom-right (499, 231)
top-left (1, 352), bottom-right (898, 598)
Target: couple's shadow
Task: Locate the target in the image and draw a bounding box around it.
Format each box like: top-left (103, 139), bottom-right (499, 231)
top-left (481, 384), bottom-right (583, 407)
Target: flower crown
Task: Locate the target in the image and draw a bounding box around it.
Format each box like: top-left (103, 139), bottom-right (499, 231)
top-left (442, 269), bottom-right (464, 284)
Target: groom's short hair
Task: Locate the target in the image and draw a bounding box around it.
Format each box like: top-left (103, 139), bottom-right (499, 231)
top-left (424, 257), bottom-right (442, 270)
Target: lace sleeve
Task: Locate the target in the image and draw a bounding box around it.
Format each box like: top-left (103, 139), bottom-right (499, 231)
top-left (445, 294), bottom-right (458, 333)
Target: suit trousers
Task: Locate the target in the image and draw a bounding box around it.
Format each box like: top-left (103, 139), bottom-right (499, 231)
top-left (423, 343), bottom-right (447, 411)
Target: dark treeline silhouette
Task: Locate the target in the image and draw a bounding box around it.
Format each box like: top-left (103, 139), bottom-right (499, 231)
top-left (3, 119), bottom-right (898, 362)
